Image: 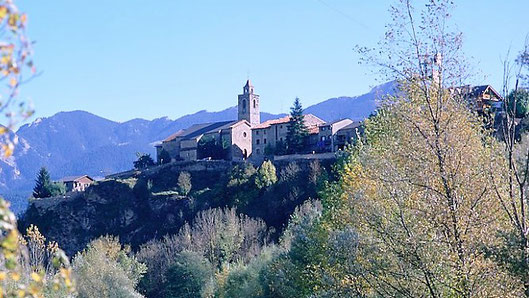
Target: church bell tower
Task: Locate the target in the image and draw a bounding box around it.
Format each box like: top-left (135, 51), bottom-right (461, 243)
top-left (238, 80), bottom-right (260, 126)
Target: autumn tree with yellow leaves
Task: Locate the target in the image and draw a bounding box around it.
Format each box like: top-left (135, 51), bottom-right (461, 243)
top-left (0, 0), bottom-right (75, 297)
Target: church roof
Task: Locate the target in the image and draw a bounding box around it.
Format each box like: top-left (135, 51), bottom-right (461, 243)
top-left (252, 114), bottom-right (325, 129)
top-left (162, 120), bottom-right (250, 143)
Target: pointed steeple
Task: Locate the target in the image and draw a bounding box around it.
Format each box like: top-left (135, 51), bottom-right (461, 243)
top-left (243, 80), bottom-right (254, 94)
top-left (238, 80), bottom-right (260, 125)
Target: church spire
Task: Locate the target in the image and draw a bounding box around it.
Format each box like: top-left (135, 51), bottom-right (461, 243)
top-left (243, 79), bottom-right (254, 95)
top-left (238, 80), bottom-right (260, 125)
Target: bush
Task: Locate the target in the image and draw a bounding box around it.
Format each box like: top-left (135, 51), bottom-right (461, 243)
top-left (72, 236), bottom-right (147, 298)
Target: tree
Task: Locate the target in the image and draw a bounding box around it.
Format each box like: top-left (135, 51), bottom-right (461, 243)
top-left (0, 1), bottom-right (74, 296)
top-left (177, 171), bottom-right (192, 196)
top-left (72, 236), bottom-right (147, 298)
top-left (255, 160), bottom-right (277, 189)
top-left (49, 182), bottom-right (66, 197)
top-left (133, 152), bottom-right (155, 170)
top-left (489, 36), bottom-right (529, 296)
top-left (197, 136), bottom-right (228, 160)
top-left (158, 149), bottom-right (171, 165)
top-left (33, 167), bottom-right (52, 198)
top-left (162, 251), bottom-right (213, 298)
top-left (507, 89), bottom-right (529, 119)
top-left (137, 207), bottom-right (270, 296)
top-left (286, 98), bottom-right (308, 154)
top-left (317, 0), bottom-right (523, 296)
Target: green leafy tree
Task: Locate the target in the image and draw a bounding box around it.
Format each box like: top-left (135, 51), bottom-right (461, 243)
top-left (158, 149), bottom-right (171, 165)
top-left (162, 251), bottom-right (213, 298)
top-left (286, 98), bottom-right (308, 154)
top-left (197, 136), bottom-right (228, 160)
top-left (133, 152), bottom-right (155, 170)
top-left (507, 89), bottom-right (529, 118)
top-left (33, 167), bottom-right (52, 198)
top-left (177, 171), bottom-right (192, 196)
top-left (255, 160), bottom-right (277, 189)
top-left (49, 182), bottom-right (66, 197)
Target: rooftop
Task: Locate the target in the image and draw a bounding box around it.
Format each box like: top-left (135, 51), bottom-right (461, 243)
top-left (59, 175), bottom-right (94, 182)
top-left (252, 114), bottom-right (325, 129)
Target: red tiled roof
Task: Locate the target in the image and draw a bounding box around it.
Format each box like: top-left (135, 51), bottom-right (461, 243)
top-left (252, 114), bottom-right (325, 129)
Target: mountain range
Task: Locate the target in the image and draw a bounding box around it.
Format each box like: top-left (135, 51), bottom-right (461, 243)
top-left (0, 81), bottom-right (395, 213)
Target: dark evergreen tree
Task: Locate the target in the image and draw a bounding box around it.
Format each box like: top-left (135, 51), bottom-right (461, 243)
top-left (33, 167), bottom-right (52, 198)
top-left (286, 97), bottom-right (309, 154)
top-left (133, 153), bottom-right (155, 170)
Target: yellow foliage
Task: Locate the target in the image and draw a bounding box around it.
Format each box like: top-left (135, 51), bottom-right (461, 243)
top-left (331, 82), bottom-right (523, 296)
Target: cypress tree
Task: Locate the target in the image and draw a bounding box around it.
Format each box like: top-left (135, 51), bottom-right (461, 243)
top-left (286, 97), bottom-right (309, 154)
top-left (33, 167), bottom-right (52, 198)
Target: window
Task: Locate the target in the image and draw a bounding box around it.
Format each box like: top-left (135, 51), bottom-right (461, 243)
top-left (321, 136), bottom-right (326, 141)
top-left (242, 100), bottom-right (246, 112)
top-left (243, 132), bottom-right (247, 138)
top-left (280, 137), bottom-right (283, 142)
top-left (256, 131), bottom-right (259, 135)
top-left (280, 125), bottom-right (283, 129)
top-left (256, 139), bottom-right (260, 145)
top-left (264, 130), bottom-right (266, 135)
top-left (253, 99), bottom-right (257, 108)
top-left (256, 149), bottom-right (260, 154)
top-left (264, 139), bottom-right (267, 144)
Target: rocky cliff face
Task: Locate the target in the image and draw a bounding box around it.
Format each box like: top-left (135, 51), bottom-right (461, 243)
top-left (20, 159), bottom-right (334, 256)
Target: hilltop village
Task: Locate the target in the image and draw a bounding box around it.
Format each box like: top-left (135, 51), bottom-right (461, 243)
top-left (155, 80), bottom-right (362, 164)
top-left (44, 80), bottom-right (505, 194)
top-left (153, 80), bottom-right (503, 164)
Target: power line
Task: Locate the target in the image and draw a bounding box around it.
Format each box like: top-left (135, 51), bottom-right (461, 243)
top-left (315, 0), bottom-right (371, 31)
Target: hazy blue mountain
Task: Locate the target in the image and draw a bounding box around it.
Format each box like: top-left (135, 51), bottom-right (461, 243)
top-left (304, 81), bottom-right (396, 121)
top-left (0, 81), bottom-right (394, 213)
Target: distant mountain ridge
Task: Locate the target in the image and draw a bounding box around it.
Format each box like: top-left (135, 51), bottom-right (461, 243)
top-left (0, 81), bottom-right (394, 213)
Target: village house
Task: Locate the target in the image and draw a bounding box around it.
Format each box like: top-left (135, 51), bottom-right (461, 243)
top-left (333, 121), bottom-right (364, 151)
top-left (451, 84), bottom-right (503, 113)
top-left (316, 119), bottom-right (354, 152)
top-left (59, 175), bottom-right (95, 193)
top-left (251, 114), bottom-right (325, 160)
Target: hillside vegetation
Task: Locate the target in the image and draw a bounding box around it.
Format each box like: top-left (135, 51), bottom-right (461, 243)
top-left (20, 159), bottom-right (334, 256)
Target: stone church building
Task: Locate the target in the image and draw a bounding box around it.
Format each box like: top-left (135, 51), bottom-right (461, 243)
top-left (156, 80), bottom-right (257, 162)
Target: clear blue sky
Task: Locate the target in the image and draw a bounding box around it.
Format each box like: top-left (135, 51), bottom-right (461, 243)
top-left (15, 0), bottom-right (529, 122)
